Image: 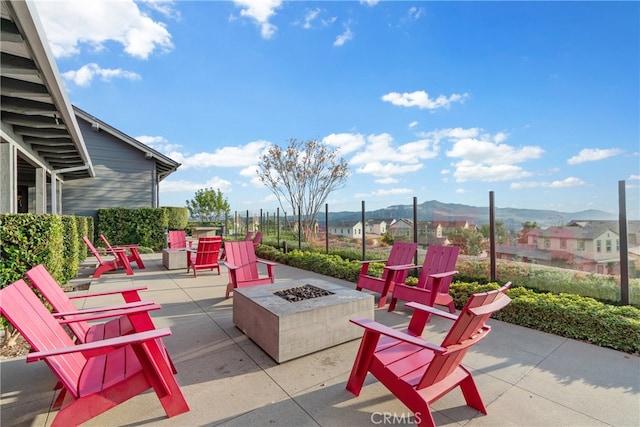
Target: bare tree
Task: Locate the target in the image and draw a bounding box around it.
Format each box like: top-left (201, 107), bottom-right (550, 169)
top-left (257, 138), bottom-right (350, 240)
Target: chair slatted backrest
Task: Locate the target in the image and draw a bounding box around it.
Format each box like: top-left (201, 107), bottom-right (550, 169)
top-left (0, 280), bottom-right (84, 397)
top-left (26, 264), bottom-right (91, 341)
top-left (243, 231), bottom-right (254, 241)
top-left (417, 283), bottom-right (511, 390)
top-left (252, 231), bottom-right (263, 248)
top-left (417, 245), bottom-right (460, 293)
top-left (224, 240), bottom-right (260, 282)
top-left (194, 237), bottom-right (222, 266)
top-left (381, 242), bottom-right (418, 282)
top-left (168, 230), bottom-right (187, 249)
top-left (83, 236), bottom-right (106, 264)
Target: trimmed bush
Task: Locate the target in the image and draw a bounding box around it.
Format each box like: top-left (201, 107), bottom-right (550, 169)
top-left (163, 206), bottom-right (188, 230)
top-left (61, 215), bottom-right (79, 283)
top-left (0, 213), bottom-right (64, 287)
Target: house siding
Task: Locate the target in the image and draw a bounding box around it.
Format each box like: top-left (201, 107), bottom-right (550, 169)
top-left (62, 119), bottom-right (155, 218)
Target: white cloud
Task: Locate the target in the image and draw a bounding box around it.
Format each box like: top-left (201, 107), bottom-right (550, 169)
top-left (446, 138), bottom-right (543, 165)
top-left (453, 161), bottom-right (530, 182)
top-left (301, 8), bottom-right (320, 29)
top-left (375, 177), bottom-right (399, 184)
top-left (168, 140), bottom-right (270, 170)
top-left (359, 0), bottom-right (380, 6)
top-left (629, 175), bottom-right (640, 181)
top-left (408, 121), bottom-right (418, 128)
top-left (233, 0), bottom-right (283, 39)
top-left (334, 27), bottom-right (353, 46)
top-left (34, 0), bottom-right (174, 59)
top-left (511, 177), bottom-right (586, 189)
top-left (135, 135), bottom-right (182, 153)
top-left (567, 148), bottom-right (623, 165)
top-left (62, 63), bottom-right (141, 87)
top-left (381, 90), bottom-right (469, 110)
top-left (161, 176), bottom-right (233, 193)
top-left (322, 133), bottom-right (366, 155)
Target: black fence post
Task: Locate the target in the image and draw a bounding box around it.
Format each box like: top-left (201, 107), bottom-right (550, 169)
top-left (325, 203), bottom-right (329, 254)
top-left (361, 200), bottom-right (366, 261)
top-left (490, 191), bottom-right (497, 282)
top-left (413, 197), bottom-right (418, 265)
top-left (619, 180), bottom-right (629, 305)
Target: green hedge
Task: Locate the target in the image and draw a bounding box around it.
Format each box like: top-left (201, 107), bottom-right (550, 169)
top-left (61, 215), bottom-right (79, 283)
top-left (0, 214), bottom-right (65, 287)
top-left (448, 282), bottom-right (640, 354)
top-left (97, 207), bottom-right (166, 251)
top-left (163, 206), bottom-right (188, 230)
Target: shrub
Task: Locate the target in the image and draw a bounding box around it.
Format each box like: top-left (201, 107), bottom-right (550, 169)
top-left (0, 213), bottom-right (64, 287)
top-left (163, 206), bottom-right (188, 230)
top-left (61, 215), bottom-right (79, 283)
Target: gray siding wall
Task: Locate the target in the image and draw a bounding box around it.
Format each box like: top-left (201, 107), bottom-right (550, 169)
top-left (62, 119), bottom-right (155, 218)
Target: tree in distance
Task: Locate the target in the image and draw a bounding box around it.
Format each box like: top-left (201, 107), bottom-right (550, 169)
top-left (257, 138), bottom-right (350, 241)
top-left (185, 187), bottom-right (230, 224)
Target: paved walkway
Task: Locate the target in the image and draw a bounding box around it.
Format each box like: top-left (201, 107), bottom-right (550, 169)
top-left (1, 253), bottom-right (639, 427)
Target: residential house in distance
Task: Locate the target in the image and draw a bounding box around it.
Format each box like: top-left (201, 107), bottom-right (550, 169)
top-left (365, 218), bottom-right (392, 235)
top-left (387, 218), bottom-right (413, 240)
top-left (327, 220), bottom-right (363, 239)
top-left (496, 219), bottom-right (640, 276)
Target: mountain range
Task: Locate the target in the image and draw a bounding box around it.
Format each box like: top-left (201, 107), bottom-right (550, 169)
top-left (327, 200), bottom-right (618, 231)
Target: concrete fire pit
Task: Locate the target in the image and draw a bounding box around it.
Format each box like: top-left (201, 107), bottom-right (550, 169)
top-left (233, 278), bottom-right (374, 363)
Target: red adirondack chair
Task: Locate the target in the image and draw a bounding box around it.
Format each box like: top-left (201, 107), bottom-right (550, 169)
top-left (252, 231), bottom-right (263, 249)
top-left (187, 236), bottom-right (222, 277)
top-left (168, 230), bottom-right (187, 249)
top-left (100, 234), bottom-right (146, 269)
top-left (346, 282), bottom-right (512, 427)
top-left (25, 264), bottom-right (177, 382)
top-left (387, 245), bottom-right (460, 313)
top-left (223, 240), bottom-right (278, 298)
top-left (26, 264), bottom-right (150, 342)
top-left (355, 241), bottom-right (418, 308)
top-left (83, 236), bottom-right (134, 278)
top-left (243, 231), bottom-right (254, 241)
top-left (0, 280), bottom-right (189, 426)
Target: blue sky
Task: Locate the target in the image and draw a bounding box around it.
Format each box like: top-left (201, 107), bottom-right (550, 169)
top-left (33, 0), bottom-right (639, 219)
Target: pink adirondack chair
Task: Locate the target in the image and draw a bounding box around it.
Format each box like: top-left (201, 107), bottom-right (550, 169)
top-left (387, 245), bottom-right (460, 313)
top-left (100, 234), bottom-right (146, 269)
top-left (243, 231), bottom-right (254, 241)
top-left (355, 241), bottom-right (418, 308)
top-left (25, 264), bottom-right (177, 382)
top-left (0, 280), bottom-right (189, 426)
top-left (223, 240), bottom-right (278, 298)
top-left (252, 231), bottom-right (264, 249)
top-left (26, 264), bottom-right (150, 342)
top-left (83, 236), bottom-right (134, 278)
top-left (168, 230), bottom-right (187, 249)
top-left (346, 283), bottom-right (512, 427)
top-left (186, 236), bottom-right (222, 277)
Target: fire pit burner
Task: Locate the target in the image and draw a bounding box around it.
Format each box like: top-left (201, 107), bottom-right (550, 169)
top-left (274, 284), bottom-right (335, 302)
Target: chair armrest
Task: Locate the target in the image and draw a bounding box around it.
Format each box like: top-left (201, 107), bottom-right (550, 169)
top-left (26, 327), bottom-right (172, 362)
top-left (221, 260), bottom-right (239, 270)
top-left (357, 259), bottom-right (386, 265)
top-left (68, 286), bottom-right (147, 300)
top-left (429, 270), bottom-right (458, 279)
top-left (385, 264), bottom-right (419, 272)
top-left (257, 258), bottom-right (278, 267)
top-left (350, 317), bottom-right (445, 353)
top-left (53, 300), bottom-right (154, 317)
top-left (54, 303), bottom-right (162, 324)
top-left (406, 301), bottom-right (459, 321)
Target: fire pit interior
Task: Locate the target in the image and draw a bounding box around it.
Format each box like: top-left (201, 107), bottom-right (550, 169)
top-left (273, 284), bottom-right (335, 302)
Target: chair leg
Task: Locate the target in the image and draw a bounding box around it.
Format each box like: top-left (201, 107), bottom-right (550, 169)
top-left (458, 371), bottom-right (487, 414)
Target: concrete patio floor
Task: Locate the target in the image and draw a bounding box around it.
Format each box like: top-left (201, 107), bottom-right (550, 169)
top-left (1, 252), bottom-right (639, 427)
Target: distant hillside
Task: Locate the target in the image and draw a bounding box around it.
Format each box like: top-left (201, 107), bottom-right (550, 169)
top-left (327, 200), bottom-right (617, 231)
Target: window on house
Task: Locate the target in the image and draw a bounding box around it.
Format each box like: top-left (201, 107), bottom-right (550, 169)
top-left (606, 240), bottom-right (612, 252)
top-left (616, 239), bottom-right (620, 251)
top-left (560, 239), bottom-right (567, 249)
top-left (544, 239), bottom-right (550, 249)
top-left (578, 240), bottom-right (585, 251)
top-left (596, 240), bottom-right (601, 252)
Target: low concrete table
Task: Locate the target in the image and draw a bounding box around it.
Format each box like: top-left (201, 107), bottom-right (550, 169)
top-left (162, 248), bottom-right (187, 270)
top-left (191, 227), bottom-right (220, 239)
top-left (233, 278), bottom-right (374, 363)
